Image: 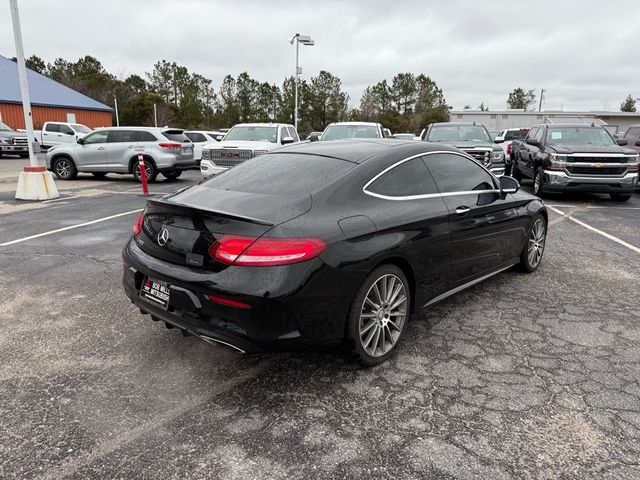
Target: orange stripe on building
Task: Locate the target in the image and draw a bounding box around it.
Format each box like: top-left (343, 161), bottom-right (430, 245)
top-left (0, 103), bottom-right (112, 130)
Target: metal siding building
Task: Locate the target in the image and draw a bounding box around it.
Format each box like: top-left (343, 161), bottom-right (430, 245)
top-left (448, 110), bottom-right (640, 134)
top-left (0, 55), bottom-right (113, 129)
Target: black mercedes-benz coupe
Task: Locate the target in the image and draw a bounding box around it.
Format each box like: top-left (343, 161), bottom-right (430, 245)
top-left (122, 140), bottom-right (547, 365)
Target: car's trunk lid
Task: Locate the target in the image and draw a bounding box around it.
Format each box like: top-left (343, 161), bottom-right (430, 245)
top-left (136, 187), bottom-right (311, 270)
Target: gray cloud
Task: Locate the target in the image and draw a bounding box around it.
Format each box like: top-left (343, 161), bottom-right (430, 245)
top-left (2, 0), bottom-right (638, 111)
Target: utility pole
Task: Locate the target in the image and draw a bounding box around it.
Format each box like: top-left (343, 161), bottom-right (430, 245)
top-left (538, 88), bottom-right (545, 112)
top-left (153, 103), bottom-right (158, 127)
top-left (114, 97), bottom-right (120, 126)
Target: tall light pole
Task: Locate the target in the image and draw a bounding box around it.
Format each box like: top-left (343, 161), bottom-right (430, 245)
top-left (289, 33), bottom-right (314, 131)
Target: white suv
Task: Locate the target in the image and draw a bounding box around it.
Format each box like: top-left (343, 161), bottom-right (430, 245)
top-left (200, 123), bottom-right (299, 177)
top-left (45, 127), bottom-right (195, 182)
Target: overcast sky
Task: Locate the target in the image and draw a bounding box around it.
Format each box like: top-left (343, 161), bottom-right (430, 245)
top-left (2, 0), bottom-right (639, 111)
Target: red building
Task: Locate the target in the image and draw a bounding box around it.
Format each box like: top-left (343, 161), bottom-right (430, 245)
top-left (0, 55), bottom-right (113, 130)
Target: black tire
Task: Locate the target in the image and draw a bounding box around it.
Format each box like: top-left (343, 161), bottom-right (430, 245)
top-left (52, 156), bottom-right (78, 180)
top-left (511, 158), bottom-right (522, 182)
top-left (520, 214), bottom-right (547, 273)
top-left (91, 172), bottom-right (108, 178)
top-left (347, 264), bottom-right (411, 366)
top-left (533, 167), bottom-right (545, 198)
top-left (132, 158), bottom-right (157, 183)
top-left (162, 170), bottom-right (182, 180)
top-left (610, 193), bottom-right (631, 201)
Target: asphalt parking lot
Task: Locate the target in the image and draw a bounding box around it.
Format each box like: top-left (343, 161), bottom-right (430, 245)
top-left (1, 157), bottom-right (639, 479)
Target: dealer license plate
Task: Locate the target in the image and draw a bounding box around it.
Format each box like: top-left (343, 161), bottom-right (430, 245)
top-left (140, 277), bottom-right (170, 309)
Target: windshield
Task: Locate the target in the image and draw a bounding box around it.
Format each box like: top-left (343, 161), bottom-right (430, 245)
top-left (0, 122), bottom-right (12, 131)
top-left (427, 125), bottom-right (491, 143)
top-left (504, 129), bottom-right (529, 141)
top-left (223, 126), bottom-right (277, 143)
top-left (321, 125), bottom-right (380, 140)
top-left (546, 127), bottom-right (615, 146)
top-left (71, 124), bottom-right (91, 133)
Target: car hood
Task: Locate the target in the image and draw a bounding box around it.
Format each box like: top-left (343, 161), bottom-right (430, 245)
top-left (205, 140), bottom-right (278, 151)
top-left (547, 144), bottom-right (637, 155)
top-left (0, 130), bottom-right (26, 139)
top-left (428, 140), bottom-right (501, 151)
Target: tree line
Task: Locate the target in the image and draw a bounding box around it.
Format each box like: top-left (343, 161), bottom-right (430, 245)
top-left (15, 55), bottom-right (454, 134)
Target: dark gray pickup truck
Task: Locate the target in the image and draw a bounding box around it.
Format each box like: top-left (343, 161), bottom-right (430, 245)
top-left (511, 123), bottom-right (639, 201)
top-left (0, 121), bottom-right (29, 158)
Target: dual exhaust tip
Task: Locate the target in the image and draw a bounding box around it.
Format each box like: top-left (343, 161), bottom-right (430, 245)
top-left (149, 313), bottom-right (247, 354)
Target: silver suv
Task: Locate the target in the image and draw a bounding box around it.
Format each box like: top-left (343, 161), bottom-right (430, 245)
top-left (45, 127), bottom-right (195, 182)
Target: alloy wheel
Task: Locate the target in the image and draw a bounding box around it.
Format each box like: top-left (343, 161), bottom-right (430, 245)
top-left (135, 162), bottom-right (152, 179)
top-left (534, 172), bottom-right (540, 194)
top-left (359, 274), bottom-right (408, 357)
top-left (55, 159), bottom-right (71, 178)
top-left (528, 218), bottom-right (546, 268)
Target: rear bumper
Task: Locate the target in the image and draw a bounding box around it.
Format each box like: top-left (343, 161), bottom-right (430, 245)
top-left (121, 239), bottom-right (353, 353)
top-left (543, 170), bottom-right (638, 193)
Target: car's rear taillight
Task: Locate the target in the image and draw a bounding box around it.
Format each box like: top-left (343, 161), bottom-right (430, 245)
top-left (133, 212), bottom-right (145, 236)
top-left (158, 143), bottom-right (182, 150)
top-left (507, 143), bottom-right (512, 155)
top-left (209, 235), bottom-right (326, 266)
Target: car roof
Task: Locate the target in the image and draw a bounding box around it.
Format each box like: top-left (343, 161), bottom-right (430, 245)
top-left (430, 122), bottom-right (486, 127)
top-left (325, 122), bottom-right (379, 127)
top-left (275, 139), bottom-right (459, 164)
top-left (94, 126), bottom-right (183, 132)
top-left (231, 123), bottom-right (290, 128)
top-left (533, 123), bottom-right (605, 128)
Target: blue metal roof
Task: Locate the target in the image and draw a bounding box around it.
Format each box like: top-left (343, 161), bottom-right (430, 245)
top-left (0, 55), bottom-right (113, 112)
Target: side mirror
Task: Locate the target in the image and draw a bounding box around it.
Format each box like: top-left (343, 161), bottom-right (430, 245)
top-left (76, 137), bottom-right (84, 145)
top-left (616, 138), bottom-right (628, 146)
top-left (494, 137), bottom-right (505, 143)
top-left (635, 140), bottom-right (640, 147)
top-left (281, 136), bottom-right (295, 145)
top-left (308, 133), bottom-right (321, 142)
top-left (499, 175), bottom-right (520, 194)
top-left (525, 138), bottom-right (540, 147)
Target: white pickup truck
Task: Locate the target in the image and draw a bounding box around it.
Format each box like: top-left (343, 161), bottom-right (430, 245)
top-left (33, 122), bottom-right (92, 148)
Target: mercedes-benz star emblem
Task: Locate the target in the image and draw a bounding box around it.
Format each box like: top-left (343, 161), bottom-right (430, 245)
top-left (157, 227), bottom-right (170, 246)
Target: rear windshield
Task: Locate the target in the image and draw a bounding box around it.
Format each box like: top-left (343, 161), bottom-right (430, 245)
top-left (71, 124), bottom-right (91, 133)
top-left (427, 125), bottom-right (491, 142)
top-left (504, 129), bottom-right (529, 141)
top-left (162, 130), bottom-right (190, 142)
top-left (203, 153), bottom-right (354, 195)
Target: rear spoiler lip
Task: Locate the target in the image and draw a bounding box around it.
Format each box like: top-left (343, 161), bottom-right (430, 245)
top-left (146, 197), bottom-right (274, 227)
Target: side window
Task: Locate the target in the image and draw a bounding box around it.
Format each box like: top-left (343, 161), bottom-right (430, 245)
top-left (624, 127), bottom-right (640, 140)
top-left (526, 127), bottom-right (538, 142)
top-left (83, 131), bottom-right (109, 144)
top-left (45, 123), bottom-right (60, 133)
top-left (287, 127), bottom-right (299, 142)
top-left (280, 127), bottom-right (289, 143)
top-left (59, 124), bottom-right (74, 135)
top-left (426, 153), bottom-right (496, 193)
top-left (108, 130), bottom-right (137, 143)
top-left (534, 127), bottom-right (545, 142)
top-left (137, 131), bottom-right (158, 142)
top-left (365, 157), bottom-right (438, 198)
top-left (186, 132), bottom-right (206, 143)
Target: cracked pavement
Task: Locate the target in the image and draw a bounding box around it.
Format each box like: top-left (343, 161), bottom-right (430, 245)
top-left (0, 166), bottom-right (639, 479)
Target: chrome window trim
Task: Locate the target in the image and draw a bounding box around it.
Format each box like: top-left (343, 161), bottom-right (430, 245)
top-left (362, 150), bottom-right (500, 201)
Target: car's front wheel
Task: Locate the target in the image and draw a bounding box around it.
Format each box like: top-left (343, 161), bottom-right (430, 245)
top-left (348, 265), bottom-right (410, 366)
top-left (520, 214), bottom-right (547, 273)
top-left (610, 193), bottom-right (631, 201)
top-left (52, 156), bottom-right (78, 180)
top-left (533, 167), bottom-right (545, 197)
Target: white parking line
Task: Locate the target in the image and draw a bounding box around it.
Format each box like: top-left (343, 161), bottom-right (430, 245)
top-left (547, 205), bottom-right (640, 255)
top-left (546, 204), bottom-right (640, 210)
top-left (0, 209), bottom-right (143, 247)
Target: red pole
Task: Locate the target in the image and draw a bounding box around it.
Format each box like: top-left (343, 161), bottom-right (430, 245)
top-left (137, 153), bottom-right (149, 196)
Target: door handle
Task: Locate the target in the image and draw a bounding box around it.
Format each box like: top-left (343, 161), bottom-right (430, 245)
top-left (455, 206), bottom-right (470, 215)
top-left (97, 147), bottom-right (105, 151)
